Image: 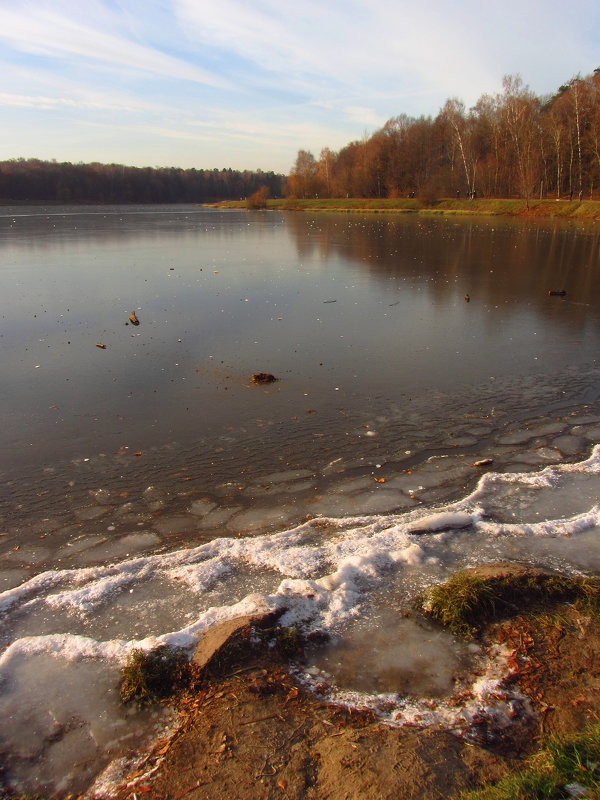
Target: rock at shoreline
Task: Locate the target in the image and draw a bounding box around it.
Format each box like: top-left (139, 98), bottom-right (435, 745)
top-left (192, 610), bottom-right (282, 672)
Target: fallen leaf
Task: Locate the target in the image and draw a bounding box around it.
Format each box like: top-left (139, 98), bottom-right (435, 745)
top-left (134, 452), bottom-right (143, 457)
top-left (374, 477), bottom-right (386, 483)
top-left (95, 343), bottom-right (106, 349)
top-left (571, 696), bottom-right (588, 707)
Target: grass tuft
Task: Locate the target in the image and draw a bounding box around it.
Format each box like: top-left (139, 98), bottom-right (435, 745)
top-left (119, 645), bottom-right (194, 706)
top-left (420, 571), bottom-right (600, 639)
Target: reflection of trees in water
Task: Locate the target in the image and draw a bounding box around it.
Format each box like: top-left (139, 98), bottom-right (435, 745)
top-left (285, 213), bottom-right (600, 331)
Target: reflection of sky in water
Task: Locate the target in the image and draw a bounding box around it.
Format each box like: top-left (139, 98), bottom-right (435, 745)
top-left (2, 205), bottom-right (600, 485)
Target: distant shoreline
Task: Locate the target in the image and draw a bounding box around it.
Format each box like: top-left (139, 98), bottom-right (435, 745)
top-left (207, 197), bottom-right (600, 219)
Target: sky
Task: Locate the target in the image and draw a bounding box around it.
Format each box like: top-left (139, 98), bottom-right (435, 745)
top-left (0, 0), bottom-right (599, 174)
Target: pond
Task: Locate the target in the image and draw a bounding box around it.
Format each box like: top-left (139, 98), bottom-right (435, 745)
top-left (2, 205), bottom-right (600, 795)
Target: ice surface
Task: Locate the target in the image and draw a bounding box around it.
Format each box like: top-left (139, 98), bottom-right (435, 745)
top-left (74, 506), bottom-right (108, 521)
top-left (189, 499), bottom-right (218, 517)
top-left (2, 447), bottom-right (600, 795)
top-left (0, 569), bottom-right (29, 591)
top-left (195, 506), bottom-right (243, 529)
top-left (71, 533), bottom-right (162, 566)
top-left (551, 435), bottom-right (587, 455)
top-left (308, 614), bottom-right (474, 696)
top-left (0, 651), bottom-right (170, 796)
top-left (153, 515), bottom-right (195, 535)
top-left (226, 505), bottom-right (298, 533)
top-left (407, 512), bottom-right (474, 533)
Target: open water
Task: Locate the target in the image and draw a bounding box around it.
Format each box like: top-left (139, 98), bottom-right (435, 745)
top-left (1, 205), bottom-right (600, 795)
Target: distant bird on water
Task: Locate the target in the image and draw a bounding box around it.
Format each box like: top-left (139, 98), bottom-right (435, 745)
top-left (464, 294), bottom-right (470, 302)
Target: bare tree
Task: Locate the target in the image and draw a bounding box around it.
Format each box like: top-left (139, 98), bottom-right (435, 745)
top-left (500, 75), bottom-right (541, 206)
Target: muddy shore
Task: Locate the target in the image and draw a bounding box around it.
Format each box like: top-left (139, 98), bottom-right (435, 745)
top-left (107, 565), bottom-right (600, 800)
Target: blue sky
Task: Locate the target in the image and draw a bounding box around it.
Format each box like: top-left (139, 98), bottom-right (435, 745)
top-left (0, 0), bottom-right (599, 174)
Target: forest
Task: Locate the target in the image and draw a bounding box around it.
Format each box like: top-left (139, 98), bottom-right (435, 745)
top-left (0, 159), bottom-right (285, 204)
top-left (286, 70), bottom-right (600, 204)
top-left (3, 69), bottom-right (600, 205)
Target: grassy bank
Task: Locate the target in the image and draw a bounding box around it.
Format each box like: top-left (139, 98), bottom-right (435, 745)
top-left (459, 724), bottom-right (600, 800)
top-left (208, 197), bottom-right (600, 219)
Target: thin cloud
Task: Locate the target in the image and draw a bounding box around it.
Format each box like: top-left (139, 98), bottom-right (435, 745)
top-left (0, 91), bottom-right (158, 113)
top-left (0, 4), bottom-right (233, 89)
top-left (0, 0), bottom-right (599, 172)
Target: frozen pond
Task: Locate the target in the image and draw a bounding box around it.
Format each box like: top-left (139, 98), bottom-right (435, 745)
top-left (2, 205), bottom-right (600, 795)
top-left (3, 206), bottom-right (600, 567)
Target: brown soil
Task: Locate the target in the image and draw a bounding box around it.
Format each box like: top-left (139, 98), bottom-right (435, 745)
top-left (493, 608), bottom-right (600, 739)
top-left (109, 569), bottom-right (600, 800)
top-left (110, 665), bottom-right (509, 800)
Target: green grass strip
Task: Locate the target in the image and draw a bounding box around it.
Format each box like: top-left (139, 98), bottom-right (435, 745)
top-left (459, 724), bottom-right (600, 799)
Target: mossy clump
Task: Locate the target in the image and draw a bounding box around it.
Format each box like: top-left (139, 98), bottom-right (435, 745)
top-left (420, 569), bottom-right (600, 639)
top-left (459, 723), bottom-right (600, 799)
top-left (119, 645), bottom-right (195, 706)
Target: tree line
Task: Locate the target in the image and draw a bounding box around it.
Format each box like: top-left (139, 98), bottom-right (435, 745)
top-left (0, 159), bottom-right (285, 204)
top-left (286, 69), bottom-right (600, 204)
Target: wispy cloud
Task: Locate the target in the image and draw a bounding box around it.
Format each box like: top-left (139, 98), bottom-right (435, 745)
top-left (0, 91), bottom-right (162, 113)
top-left (0, 0), bottom-right (598, 171)
top-left (0, 1), bottom-right (233, 89)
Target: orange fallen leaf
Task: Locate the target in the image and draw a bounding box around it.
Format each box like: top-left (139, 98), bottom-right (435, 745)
top-left (374, 477), bottom-right (386, 483)
top-left (277, 779), bottom-right (287, 790)
top-left (571, 696), bottom-right (588, 707)
top-left (49, 405), bottom-right (58, 409)
top-left (134, 452), bottom-right (143, 457)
